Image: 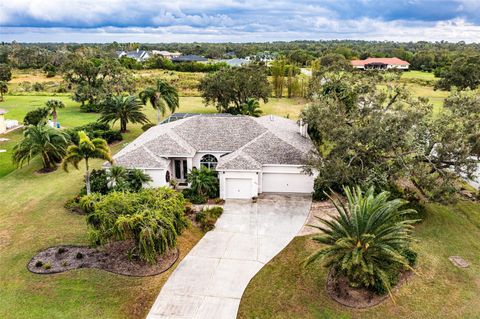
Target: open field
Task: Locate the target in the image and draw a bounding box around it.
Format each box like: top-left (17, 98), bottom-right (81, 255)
top-left (238, 201), bottom-right (480, 319)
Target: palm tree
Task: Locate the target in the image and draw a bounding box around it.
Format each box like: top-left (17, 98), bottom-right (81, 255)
top-left (241, 98), bottom-right (263, 117)
top-left (12, 124), bottom-right (70, 171)
top-left (305, 186), bottom-right (417, 296)
top-left (99, 95), bottom-right (149, 132)
top-left (126, 168), bottom-right (152, 191)
top-left (106, 165), bottom-right (127, 189)
top-left (186, 166), bottom-right (219, 197)
top-left (0, 81), bottom-right (8, 102)
top-left (45, 99), bottom-right (65, 127)
top-left (139, 79), bottom-right (179, 123)
top-left (62, 131), bottom-right (112, 195)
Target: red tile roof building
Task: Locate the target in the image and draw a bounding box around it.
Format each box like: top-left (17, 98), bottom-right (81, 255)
top-left (351, 57), bottom-right (410, 70)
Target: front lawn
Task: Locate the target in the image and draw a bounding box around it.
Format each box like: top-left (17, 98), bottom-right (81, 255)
top-left (0, 129), bottom-right (205, 319)
top-left (238, 201), bottom-right (480, 319)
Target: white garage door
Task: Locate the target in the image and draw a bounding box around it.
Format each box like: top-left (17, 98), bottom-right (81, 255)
top-left (262, 173), bottom-right (313, 193)
top-left (225, 178), bottom-right (253, 199)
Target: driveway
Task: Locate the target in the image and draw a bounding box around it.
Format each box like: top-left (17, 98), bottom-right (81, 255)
top-left (146, 194), bottom-right (312, 319)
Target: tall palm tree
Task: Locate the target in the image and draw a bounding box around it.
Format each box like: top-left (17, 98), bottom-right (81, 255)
top-left (305, 186), bottom-right (418, 296)
top-left (0, 81), bottom-right (8, 102)
top-left (13, 124), bottom-right (70, 171)
top-left (99, 95), bottom-right (149, 132)
top-left (139, 79), bottom-right (179, 123)
top-left (241, 98), bottom-right (263, 117)
top-left (45, 99), bottom-right (65, 127)
top-left (62, 131), bottom-right (112, 195)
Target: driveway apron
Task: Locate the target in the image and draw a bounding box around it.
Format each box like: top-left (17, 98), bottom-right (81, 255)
top-left (147, 194), bottom-right (312, 319)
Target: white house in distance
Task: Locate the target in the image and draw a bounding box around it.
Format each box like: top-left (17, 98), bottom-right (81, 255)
top-left (351, 57), bottom-right (410, 70)
top-left (105, 114), bottom-right (317, 199)
top-left (151, 50), bottom-right (182, 60)
top-left (116, 49), bottom-right (150, 62)
top-left (0, 109), bottom-right (7, 134)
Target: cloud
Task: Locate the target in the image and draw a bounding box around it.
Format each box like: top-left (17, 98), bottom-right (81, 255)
top-left (0, 0), bottom-right (479, 42)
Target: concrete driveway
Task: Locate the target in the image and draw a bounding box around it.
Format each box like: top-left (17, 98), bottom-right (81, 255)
top-left (146, 194), bottom-right (312, 319)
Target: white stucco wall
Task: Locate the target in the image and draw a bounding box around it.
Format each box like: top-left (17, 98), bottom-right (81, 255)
top-left (192, 151), bottom-right (228, 169)
top-left (144, 168), bottom-right (169, 187)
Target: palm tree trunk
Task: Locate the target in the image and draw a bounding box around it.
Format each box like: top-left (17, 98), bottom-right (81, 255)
top-left (157, 108), bottom-right (161, 124)
top-left (52, 109), bottom-right (57, 128)
top-left (85, 158), bottom-right (91, 195)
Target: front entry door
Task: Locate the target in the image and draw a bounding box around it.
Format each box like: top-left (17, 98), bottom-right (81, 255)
top-left (174, 159), bottom-right (188, 182)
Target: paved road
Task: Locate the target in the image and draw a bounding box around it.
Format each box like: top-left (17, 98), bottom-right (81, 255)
top-left (146, 194), bottom-right (312, 319)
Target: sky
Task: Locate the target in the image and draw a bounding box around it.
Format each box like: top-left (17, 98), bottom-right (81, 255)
top-left (1, 0), bottom-right (479, 43)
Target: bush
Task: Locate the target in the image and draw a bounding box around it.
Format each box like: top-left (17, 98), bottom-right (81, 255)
top-left (66, 122), bottom-right (123, 145)
top-left (42, 263), bottom-right (51, 270)
top-left (142, 123), bottom-right (156, 131)
top-left (79, 169), bottom-right (109, 195)
top-left (182, 188), bottom-right (208, 204)
top-left (35, 260), bottom-right (43, 267)
top-left (75, 252), bottom-right (83, 259)
top-left (86, 187), bottom-right (188, 263)
top-left (196, 206), bottom-right (224, 231)
top-left (23, 107), bottom-right (50, 125)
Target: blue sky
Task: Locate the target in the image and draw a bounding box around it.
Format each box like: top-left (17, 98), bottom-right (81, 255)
top-left (1, 0), bottom-right (479, 43)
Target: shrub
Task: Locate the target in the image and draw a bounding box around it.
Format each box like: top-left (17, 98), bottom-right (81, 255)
top-left (66, 122), bottom-right (123, 145)
top-left (142, 123), bottom-right (156, 131)
top-left (57, 247), bottom-right (67, 254)
top-left (196, 206), bottom-right (223, 231)
top-left (186, 166), bottom-right (219, 198)
top-left (23, 107), bottom-right (50, 126)
top-left (79, 193), bottom-right (103, 214)
top-left (35, 260), bottom-right (43, 267)
top-left (305, 186), bottom-right (418, 296)
top-left (182, 188), bottom-right (207, 204)
top-left (42, 263), bottom-right (51, 270)
top-left (86, 187), bottom-right (188, 263)
top-left (75, 252), bottom-right (84, 259)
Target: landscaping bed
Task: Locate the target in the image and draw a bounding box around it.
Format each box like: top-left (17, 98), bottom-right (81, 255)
top-left (28, 241), bottom-right (179, 277)
top-left (326, 267), bottom-right (414, 309)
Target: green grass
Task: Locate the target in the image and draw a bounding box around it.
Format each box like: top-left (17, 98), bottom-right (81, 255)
top-left (401, 70), bottom-right (438, 81)
top-left (238, 201), bottom-right (480, 319)
top-left (0, 124), bottom-right (204, 319)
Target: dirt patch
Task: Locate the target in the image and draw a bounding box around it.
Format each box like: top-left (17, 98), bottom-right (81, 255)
top-left (326, 267), bottom-right (414, 308)
top-left (28, 241), bottom-right (178, 277)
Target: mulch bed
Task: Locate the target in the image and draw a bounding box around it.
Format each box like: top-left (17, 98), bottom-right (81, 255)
top-left (27, 241), bottom-right (178, 277)
top-left (326, 267), bottom-right (414, 308)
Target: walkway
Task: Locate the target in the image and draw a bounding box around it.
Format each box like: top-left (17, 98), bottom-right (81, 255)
top-left (146, 194), bottom-right (312, 319)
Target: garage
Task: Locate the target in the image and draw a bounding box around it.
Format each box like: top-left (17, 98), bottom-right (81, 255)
top-left (225, 178), bottom-right (253, 199)
top-left (262, 172), bottom-right (314, 194)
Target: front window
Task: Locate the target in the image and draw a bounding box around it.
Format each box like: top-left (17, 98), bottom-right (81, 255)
top-left (200, 154), bottom-right (218, 170)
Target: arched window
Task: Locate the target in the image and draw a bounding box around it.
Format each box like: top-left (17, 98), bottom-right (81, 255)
top-left (200, 154), bottom-right (218, 169)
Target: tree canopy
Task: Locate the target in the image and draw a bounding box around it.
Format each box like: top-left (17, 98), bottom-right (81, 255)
top-left (199, 65), bottom-right (270, 113)
top-left (302, 73), bottom-right (479, 201)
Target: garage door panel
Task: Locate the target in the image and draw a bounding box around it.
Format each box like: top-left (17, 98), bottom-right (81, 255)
top-left (226, 178), bottom-right (252, 199)
top-left (262, 173), bottom-right (312, 193)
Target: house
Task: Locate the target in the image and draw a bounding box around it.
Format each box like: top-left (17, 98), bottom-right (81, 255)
top-left (171, 55), bottom-right (208, 63)
top-left (0, 109), bottom-right (6, 134)
top-left (151, 50), bottom-right (182, 60)
top-left (216, 58), bottom-right (249, 67)
top-left (351, 57), bottom-right (410, 70)
top-left (0, 109), bottom-right (18, 134)
top-left (116, 49), bottom-right (150, 62)
top-left (106, 114), bottom-right (317, 199)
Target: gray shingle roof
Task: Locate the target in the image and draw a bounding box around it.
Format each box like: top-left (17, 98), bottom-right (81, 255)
top-left (109, 114), bottom-right (313, 170)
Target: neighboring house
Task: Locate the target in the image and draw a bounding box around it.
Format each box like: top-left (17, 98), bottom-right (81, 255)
top-left (116, 49), bottom-right (150, 62)
top-left (0, 109), bottom-right (18, 134)
top-left (171, 55), bottom-right (208, 63)
top-left (351, 57), bottom-right (410, 70)
top-left (106, 114), bottom-right (317, 199)
top-left (0, 109), bottom-right (6, 134)
top-left (216, 58), bottom-right (249, 67)
top-left (151, 50), bottom-right (182, 60)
